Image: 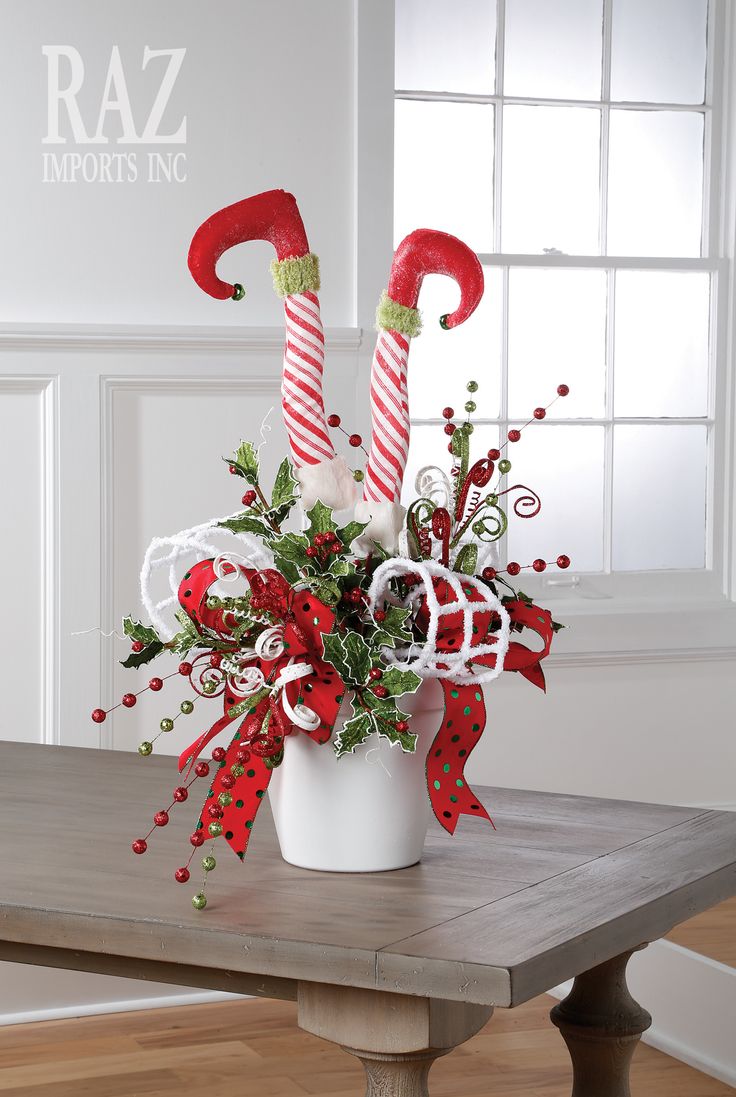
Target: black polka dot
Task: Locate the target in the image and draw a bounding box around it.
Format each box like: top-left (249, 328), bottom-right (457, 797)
top-left (184, 589), bottom-right (192, 598)
top-left (302, 602), bottom-right (311, 611)
top-left (443, 810), bottom-right (452, 819)
top-left (225, 831), bottom-right (233, 840)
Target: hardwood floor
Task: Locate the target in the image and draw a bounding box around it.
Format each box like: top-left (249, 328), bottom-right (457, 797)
top-left (0, 993), bottom-right (731, 1097)
top-left (666, 897), bottom-right (736, 968)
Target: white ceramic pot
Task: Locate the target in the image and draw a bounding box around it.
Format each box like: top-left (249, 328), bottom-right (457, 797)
top-left (268, 677), bottom-right (444, 872)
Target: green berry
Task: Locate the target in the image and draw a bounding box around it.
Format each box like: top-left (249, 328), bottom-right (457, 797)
top-left (498, 458), bottom-right (512, 474)
top-left (202, 855), bottom-right (217, 872)
top-left (464, 400), bottom-right (476, 413)
top-left (231, 763), bottom-right (245, 777)
top-left (466, 380), bottom-right (479, 392)
top-left (192, 892), bottom-right (207, 910)
top-left (353, 469), bottom-right (364, 482)
top-left (159, 717), bottom-right (174, 733)
top-left (202, 681), bottom-right (217, 695)
top-left (208, 821), bottom-right (223, 838)
top-left (218, 792), bottom-right (232, 807)
top-left (138, 741), bottom-right (153, 757)
top-left (180, 700), bottom-right (194, 715)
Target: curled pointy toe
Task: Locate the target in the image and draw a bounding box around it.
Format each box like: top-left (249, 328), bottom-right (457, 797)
top-left (296, 456), bottom-right (359, 513)
top-left (353, 500), bottom-right (407, 555)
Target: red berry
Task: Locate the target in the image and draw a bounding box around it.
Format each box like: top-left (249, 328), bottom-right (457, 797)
top-left (207, 804), bottom-right (223, 820)
top-left (132, 839), bottom-right (147, 855)
top-left (373, 685), bottom-right (388, 699)
top-left (369, 667), bottom-right (383, 681)
top-left (179, 661), bottom-right (193, 676)
top-left (374, 610), bottom-right (386, 623)
top-left (331, 542), bottom-right (342, 553)
top-left (507, 561), bottom-right (522, 577)
top-left (324, 530), bottom-right (336, 542)
top-left (149, 677), bottom-right (163, 692)
top-left (532, 558), bottom-right (547, 572)
top-left (122, 693), bottom-right (137, 708)
top-left (557, 383), bottom-right (570, 396)
top-left (173, 786), bottom-right (189, 802)
top-left (314, 532), bottom-right (325, 546)
top-left (349, 434), bottom-right (362, 448)
top-left (221, 773), bottom-right (236, 789)
top-left (209, 653), bottom-right (223, 668)
top-left (327, 413), bottom-right (341, 427)
top-left (235, 749), bottom-right (250, 764)
top-left (442, 407), bottom-right (454, 419)
top-left (557, 554), bottom-right (571, 569)
top-left (487, 448), bottom-right (501, 461)
top-left (396, 720), bottom-right (410, 733)
top-left (482, 567), bottom-right (497, 581)
top-left (533, 407), bottom-right (546, 420)
top-left (154, 811), bottom-right (169, 827)
top-left (194, 761), bottom-right (210, 778)
top-left (131, 640), bottom-right (144, 653)
top-left (91, 708), bottom-right (106, 723)
top-left (444, 423), bottom-right (456, 436)
top-left (241, 490), bottom-right (256, 506)
top-left (508, 429), bottom-right (521, 443)
top-left (190, 831), bottom-right (205, 847)
top-left (212, 746), bottom-right (227, 762)
top-left (175, 867), bottom-right (190, 883)
top-left (229, 465), bottom-right (238, 474)
top-left (447, 443), bottom-right (454, 453)
top-left (306, 546), bottom-right (317, 557)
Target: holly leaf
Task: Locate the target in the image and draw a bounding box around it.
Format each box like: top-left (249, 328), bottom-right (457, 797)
top-left (322, 631), bottom-right (372, 687)
top-left (169, 616), bottom-right (201, 657)
top-left (122, 616), bottom-right (161, 646)
top-left (369, 605), bottom-right (413, 649)
top-left (225, 440), bottom-right (259, 484)
top-left (454, 543), bottom-right (478, 575)
top-left (272, 458), bottom-right (297, 509)
top-left (268, 532), bottom-right (311, 584)
top-left (328, 557), bottom-right (354, 578)
top-left (306, 499), bottom-right (337, 539)
top-left (376, 721), bottom-right (417, 753)
top-left (380, 666), bottom-right (422, 697)
top-left (336, 520), bottom-right (368, 550)
top-left (361, 692), bottom-right (417, 753)
top-left (309, 577), bottom-right (341, 607)
top-left (334, 712), bottom-right (373, 758)
top-left (218, 514), bottom-right (273, 537)
top-left (120, 640), bottom-right (164, 668)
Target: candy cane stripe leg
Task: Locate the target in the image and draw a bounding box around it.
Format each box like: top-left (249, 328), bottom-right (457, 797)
top-left (366, 330), bottom-right (411, 502)
top-left (281, 291), bottom-right (335, 467)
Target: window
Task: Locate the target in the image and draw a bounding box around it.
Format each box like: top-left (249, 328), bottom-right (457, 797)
top-left (395, 0), bottom-right (730, 608)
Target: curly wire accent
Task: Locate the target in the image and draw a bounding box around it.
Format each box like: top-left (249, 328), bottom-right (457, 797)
top-left (407, 498), bottom-right (436, 560)
top-left (455, 458), bottom-right (494, 522)
top-left (431, 507), bottom-right (452, 566)
top-left (495, 483), bottom-right (542, 518)
top-left (188, 651), bottom-right (226, 698)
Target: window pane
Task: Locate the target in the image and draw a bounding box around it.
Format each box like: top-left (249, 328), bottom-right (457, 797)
top-left (611, 0), bottom-right (708, 104)
top-left (607, 111), bottom-right (704, 257)
top-left (501, 106), bottom-right (600, 254)
top-left (614, 272), bottom-right (710, 417)
top-left (504, 0), bottom-right (603, 100)
top-left (506, 426), bottom-right (605, 572)
top-left (395, 0), bottom-right (496, 93)
top-left (408, 267), bottom-right (502, 420)
top-left (508, 269), bottom-right (606, 418)
top-left (612, 425), bottom-right (707, 569)
top-left (395, 100), bottom-right (494, 250)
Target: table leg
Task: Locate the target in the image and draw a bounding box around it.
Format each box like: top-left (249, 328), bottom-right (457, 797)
top-left (550, 946), bottom-right (652, 1097)
top-left (298, 983), bottom-right (493, 1097)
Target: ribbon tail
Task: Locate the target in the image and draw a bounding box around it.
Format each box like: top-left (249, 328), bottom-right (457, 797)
top-left (204, 731), bottom-right (274, 860)
top-left (426, 681), bottom-right (493, 835)
top-left (179, 711), bottom-right (239, 779)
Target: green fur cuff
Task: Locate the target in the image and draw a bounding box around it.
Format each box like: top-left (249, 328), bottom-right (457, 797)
top-left (375, 291), bottom-right (422, 337)
top-left (270, 253), bottom-right (321, 297)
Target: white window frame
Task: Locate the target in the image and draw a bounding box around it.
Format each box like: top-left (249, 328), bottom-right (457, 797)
top-left (394, 0), bottom-right (736, 661)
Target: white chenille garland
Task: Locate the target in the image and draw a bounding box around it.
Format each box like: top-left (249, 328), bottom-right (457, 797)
top-left (367, 558), bottom-right (511, 685)
top-left (140, 514), bottom-right (271, 640)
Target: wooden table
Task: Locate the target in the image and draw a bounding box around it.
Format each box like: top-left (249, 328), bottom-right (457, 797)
top-left (1, 742), bottom-right (735, 1097)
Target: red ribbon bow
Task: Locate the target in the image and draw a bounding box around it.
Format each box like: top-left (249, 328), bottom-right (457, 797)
top-left (177, 560), bottom-right (343, 860)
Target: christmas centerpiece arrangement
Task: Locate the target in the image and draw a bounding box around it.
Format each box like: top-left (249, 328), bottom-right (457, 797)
top-left (91, 190), bottom-right (569, 909)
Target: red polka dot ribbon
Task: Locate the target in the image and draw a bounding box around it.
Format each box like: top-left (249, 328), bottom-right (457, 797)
top-left (176, 560), bottom-right (343, 861)
top-left (425, 588), bottom-right (555, 833)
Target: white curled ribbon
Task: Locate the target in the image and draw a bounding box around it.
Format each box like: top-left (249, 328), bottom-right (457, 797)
top-left (255, 625), bottom-right (286, 661)
top-left (271, 659), bottom-right (321, 732)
